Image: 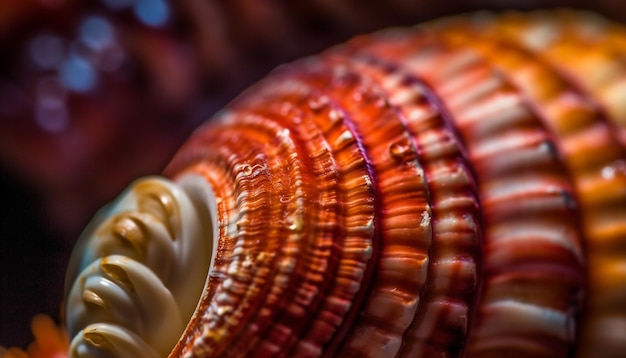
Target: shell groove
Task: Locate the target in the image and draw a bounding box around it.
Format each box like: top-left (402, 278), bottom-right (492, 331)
top-left (64, 10), bottom-right (626, 358)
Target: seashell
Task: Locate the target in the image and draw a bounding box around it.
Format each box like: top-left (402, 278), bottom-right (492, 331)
top-left (63, 9), bottom-right (626, 358)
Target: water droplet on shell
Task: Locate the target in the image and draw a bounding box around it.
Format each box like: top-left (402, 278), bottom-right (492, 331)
top-left (308, 95), bottom-right (329, 112)
top-left (389, 139), bottom-right (414, 161)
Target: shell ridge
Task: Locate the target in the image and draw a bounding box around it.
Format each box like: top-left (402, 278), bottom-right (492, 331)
top-left (354, 24), bottom-right (586, 356)
top-left (174, 127), bottom-right (280, 356)
top-left (214, 107), bottom-right (336, 355)
top-left (424, 37), bottom-right (576, 356)
top-left (289, 56), bottom-right (435, 357)
top-left (237, 76), bottom-right (383, 357)
top-left (338, 46), bottom-right (484, 357)
top-left (268, 64), bottom-right (386, 358)
top-left (340, 34), bottom-right (486, 357)
top-left (431, 17), bottom-right (626, 356)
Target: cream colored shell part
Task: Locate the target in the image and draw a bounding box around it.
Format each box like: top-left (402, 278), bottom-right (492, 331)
top-left (64, 175), bottom-right (218, 357)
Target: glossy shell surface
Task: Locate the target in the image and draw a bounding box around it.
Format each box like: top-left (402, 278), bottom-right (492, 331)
top-left (65, 10), bottom-right (626, 358)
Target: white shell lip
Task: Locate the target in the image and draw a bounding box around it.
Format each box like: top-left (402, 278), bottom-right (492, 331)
top-left (64, 175), bottom-right (218, 357)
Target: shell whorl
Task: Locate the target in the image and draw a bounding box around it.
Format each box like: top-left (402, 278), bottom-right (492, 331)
top-left (64, 9), bottom-right (626, 358)
top-left (64, 176), bottom-right (217, 357)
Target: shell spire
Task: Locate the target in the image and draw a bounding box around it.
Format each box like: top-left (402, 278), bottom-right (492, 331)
top-left (63, 9), bottom-right (626, 358)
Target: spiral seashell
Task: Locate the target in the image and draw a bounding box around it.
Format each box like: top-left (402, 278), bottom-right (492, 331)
top-left (64, 10), bottom-right (626, 357)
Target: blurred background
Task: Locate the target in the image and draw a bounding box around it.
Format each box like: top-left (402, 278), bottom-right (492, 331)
top-left (0, 0), bottom-right (623, 348)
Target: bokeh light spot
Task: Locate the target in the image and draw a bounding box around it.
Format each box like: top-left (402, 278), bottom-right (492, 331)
top-left (80, 16), bottom-right (114, 51)
top-left (134, 0), bottom-right (170, 27)
top-left (59, 55), bottom-right (97, 92)
top-left (35, 104), bottom-right (69, 133)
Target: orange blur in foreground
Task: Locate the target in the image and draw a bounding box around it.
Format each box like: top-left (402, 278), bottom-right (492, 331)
top-left (1, 315), bottom-right (68, 358)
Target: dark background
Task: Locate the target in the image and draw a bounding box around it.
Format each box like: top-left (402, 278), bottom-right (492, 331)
top-left (1, 0), bottom-right (624, 348)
